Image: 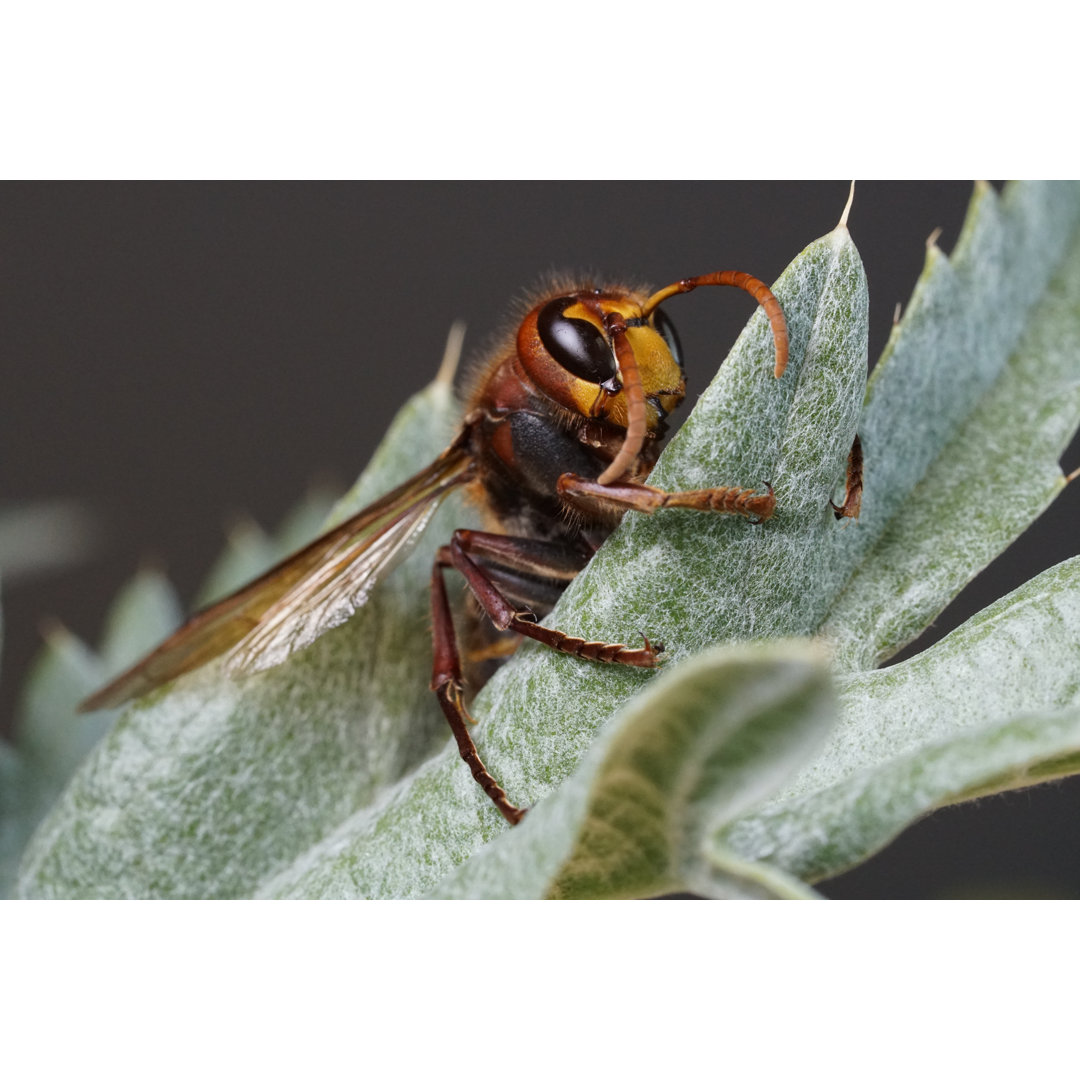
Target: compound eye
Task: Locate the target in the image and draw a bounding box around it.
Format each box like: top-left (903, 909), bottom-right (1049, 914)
top-left (537, 298), bottom-right (617, 384)
top-left (652, 308), bottom-right (683, 369)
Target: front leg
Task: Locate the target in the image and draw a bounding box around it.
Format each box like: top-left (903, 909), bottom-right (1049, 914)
top-left (557, 473), bottom-right (775, 522)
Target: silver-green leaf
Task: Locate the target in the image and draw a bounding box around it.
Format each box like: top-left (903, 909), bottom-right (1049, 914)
top-left (822, 181), bottom-right (1080, 670)
top-left (429, 642), bottom-right (836, 900)
top-left (255, 220), bottom-right (868, 899)
top-left (12, 183), bottom-right (1080, 900)
top-left (723, 557), bottom-right (1080, 880)
top-left (15, 371), bottom-right (472, 898)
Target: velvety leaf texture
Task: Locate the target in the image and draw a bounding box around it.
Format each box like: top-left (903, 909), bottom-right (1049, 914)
top-left (723, 558), bottom-right (1080, 880)
top-left (11, 182), bottom-right (1080, 899)
top-left (431, 643), bottom-right (836, 900)
top-left (256, 221), bottom-right (871, 899)
top-left (822, 181), bottom-right (1080, 669)
top-left (16, 373), bottom-right (473, 898)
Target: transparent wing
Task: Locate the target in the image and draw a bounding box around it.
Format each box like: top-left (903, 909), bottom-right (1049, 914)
top-left (225, 496), bottom-right (440, 674)
top-left (80, 437), bottom-right (474, 711)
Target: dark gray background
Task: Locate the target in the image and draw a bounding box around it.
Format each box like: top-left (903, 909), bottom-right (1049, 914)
top-left (4, 182), bottom-right (1078, 898)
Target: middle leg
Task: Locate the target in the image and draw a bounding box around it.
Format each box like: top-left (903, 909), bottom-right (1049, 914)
top-left (447, 530), bottom-right (662, 668)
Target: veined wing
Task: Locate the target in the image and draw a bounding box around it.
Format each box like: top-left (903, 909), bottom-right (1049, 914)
top-left (225, 495), bottom-right (438, 675)
top-left (80, 436), bottom-right (475, 712)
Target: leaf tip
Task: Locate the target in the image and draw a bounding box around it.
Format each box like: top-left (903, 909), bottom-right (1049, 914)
top-left (221, 513), bottom-right (266, 549)
top-left (436, 320), bottom-right (467, 388)
top-left (919, 226), bottom-right (947, 276)
top-left (37, 615), bottom-right (72, 649)
top-left (837, 180), bottom-right (856, 230)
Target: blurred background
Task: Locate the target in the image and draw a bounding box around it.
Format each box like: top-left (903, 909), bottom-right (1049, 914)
top-left (3, 181), bottom-right (1078, 898)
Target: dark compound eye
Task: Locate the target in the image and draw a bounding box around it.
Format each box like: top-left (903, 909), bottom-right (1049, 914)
top-left (537, 297), bottom-right (617, 384)
top-left (652, 308), bottom-right (683, 369)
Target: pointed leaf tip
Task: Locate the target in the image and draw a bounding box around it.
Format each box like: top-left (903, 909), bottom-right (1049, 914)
top-left (838, 181), bottom-right (855, 229)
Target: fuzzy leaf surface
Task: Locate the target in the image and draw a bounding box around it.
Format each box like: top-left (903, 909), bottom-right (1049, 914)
top-left (822, 181), bottom-right (1080, 670)
top-left (19, 568), bottom-right (182, 781)
top-left (16, 184), bottom-right (1080, 900)
top-left (723, 557), bottom-right (1080, 880)
top-left (429, 643), bottom-right (835, 900)
top-left (259, 223), bottom-right (868, 898)
top-left (16, 373), bottom-right (470, 898)
top-left (0, 501), bottom-right (100, 584)
top-left (0, 570), bottom-right (183, 897)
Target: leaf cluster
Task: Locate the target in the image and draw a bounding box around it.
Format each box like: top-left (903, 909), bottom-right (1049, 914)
top-left (4, 181), bottom-right (1080, 898)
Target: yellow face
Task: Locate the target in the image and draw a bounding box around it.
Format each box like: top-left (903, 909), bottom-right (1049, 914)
top-left (558, 296), bottom-right (686, 430)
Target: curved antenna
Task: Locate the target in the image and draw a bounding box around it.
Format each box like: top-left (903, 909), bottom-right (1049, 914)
top-left (597, 311), bottom-right (647, 485)
top-left (642, 271), bottom-right (789, 378)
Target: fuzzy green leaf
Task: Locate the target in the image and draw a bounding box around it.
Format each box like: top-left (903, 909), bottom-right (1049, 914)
top-left (822, 181), bottom-right (1080, 670)
top-left (16, 372), bottom-right (472, 898)
top-left (0, 500), bottom-right (100, 584)
top-left (17, 569), bottom-right (181, 785)
top-left (254, 222), bottom-right (868, 899)
top-left (98, 569), bottom-right (184, 673)
top-left (14, 183), bottom-right (1080, 900)
top-left (723, 557), bottom-right (1080, 880)
top-left (17, 628), bottom-right (109, 787)
top-left (0, 570), bottom-right (185, 897)
top-left (429, 643), bottom-right (835, 900)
